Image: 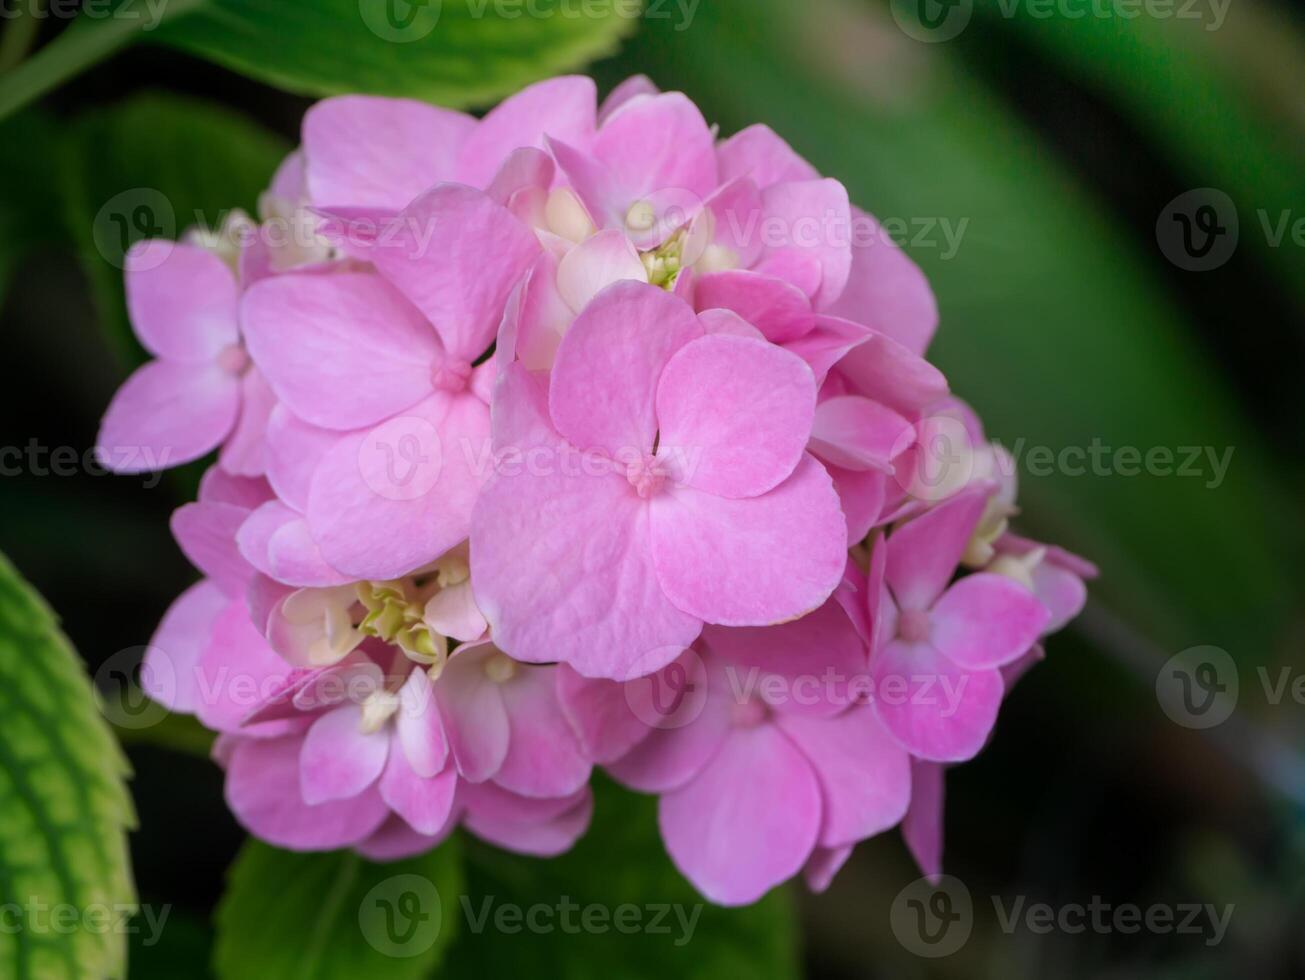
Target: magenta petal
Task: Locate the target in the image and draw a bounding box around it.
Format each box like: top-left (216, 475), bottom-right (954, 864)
top-left (886, 490), bottom-right (988, 611)
top-left (651, 456), bottom-right (846, 627)
top-left (378, 749), bottom-right (458, 836)
top-left (655, 334), bottom-right (815, 499)
top-left (300, 704), bottom-right (390, 805)
top-left (810, 396), bottom-right (913, 473)
top-left (144, 579), bottom-right (227, 713)
top-left (872, 639), bottom-right (1004, 762)
top-left (433, 645), bottom-right (510, 783)
top-left (495, 666), bottom-right (592, 798)
top-left (456, 76), bottom-right (597, 187)
top-left (226, 735), bottom-right (388, 850)
top-left (549, 281), bottom-right (702, 457)
top-left (902, 760), bottom-right (945, 881)
top-left (98, 360), bottom-right (240, 472)
top-left (242, 272), bottom-right (439, 430)
top-left (307, 391), bottom-right (490, 580)
top-left (125, 241), bottom-right (238, 362)
top-left (555, 665), bottom-right (652, 765)
top-left (931, 574), bottom-right (1051, 670)
top-left (659, 725), bottom-right (821, 906)
top-left (694, 270), bottom-right (814, 344)
top-left (369, 185), bottom-right (541, 361)
top-left (303, 95), bottom-right (474, 210)
top-left (778, 706), bottom-right (911, 847)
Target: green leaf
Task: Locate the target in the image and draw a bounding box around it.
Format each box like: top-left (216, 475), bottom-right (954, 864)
top-left (601, 0), bottom-right (1299, 664)
top-left (0, 0), bottom-right (641, 120)
top-left (213, 839), bottom-right (463, 980)
top-left (58, 92), bottom-right (288, 363)
top-left (0, 550), bottom-right (136, 980)
top-left (443, 778), bottom-right (801, 979)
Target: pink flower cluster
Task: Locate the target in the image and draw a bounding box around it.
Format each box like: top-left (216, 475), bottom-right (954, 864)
top-left (101, 76), bottom-right (1094, 906)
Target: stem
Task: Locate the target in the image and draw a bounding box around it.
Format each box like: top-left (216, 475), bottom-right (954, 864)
top-left (0, 0), bottom-right (44, 75)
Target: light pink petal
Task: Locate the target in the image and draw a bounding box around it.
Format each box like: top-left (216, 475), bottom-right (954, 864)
top-left (1032, 562), bottom-right (1089, 633)
top-left (828, 206), bottom-right (938, 355)
top-left (125, 241), bottom-right (238, 362)
top-left (546, 136), bottom-right (621, 231)
top-left (556, 228), bottom-right (648, 312)
top-left (872, 639), bottom-right (1003, 762)
top-left (885, 489), bottom-right (988, 611)
top-left (758, 179), bottom-right (851, 309)
top-left (902, 760), bottom-right (945, 881)
top-left (752, 250), bottom-right (823, 301)
top-left (171, 499), bottom-right (253, 597)
top-left (196, 601), bottom-right (298, 736)
top-left (463, 785), bottom-right (593, 857)
top-left (264, 405), bottom-right (340, 513)
top-left (810, 395), bottom-right (913, 473)
top-left (836, 328), bottom-right (949, 416)
top-left (143, 579), bottom-right (227, 713)
top-left (655, 334), bottom-right (815, 499)
top-left (485, 146), bottom-right (555, 207)
top-left (595, 92), bottom-right (718, 201)
top-left (433, 644), bottom-right (510, 783)
top-left (500, 250), bottom-right (573, 371)
top-left (423, 583), bottom-right (486, 644)
top-left (237, 500), bottom-right (348, 588)
top-left (98, 360), bottom-right (240, 472)
top-left (694, 270), bottom-right (814, 344)
top-left (303, 95), bottom-right (474, 209)
top-left (456, 76), bottom-right (597, 187)
top-left (804, 845), bottom-right (854, 894)
top-left (471, 447), bottom-right (701, 678)
top-left (300, 704), bottom-right (390, 804)
top-left (599, 75), bottom-right (660, 123)
top-left (555, 665), bottom-right (652, 765)
top-left (784, 315), bottom-right (871, 387)
top-left (225, 735), bottom-right (388, 850)
top-left (307, 391), bottom-right (489, 580)
top-left (651, 456), bottom-right (846, 627)
top-left (218, 369), bottom-right (275, 477)
top-left (395, 668), bottom-right (449, 778)
top-left (778, 706), bottom-right (912, 847)
top-left (717, 124), bottom-right (818, 189)
top-left (242, 272), bottom-right (438, 430)
top-left (695, 176), bottom-right (765, 269)
top-left (659, 725), bottom-right (821, 906)
top-left (548, 280), bottom-right (702, 456)
top-left (496, 666), bottom-right (593, 798)
top-left (931, 573), bottom-right (1051, 670)
top-left (378, 749), bottom-right (459, 835)
top-left (370, 185), bottom-right (540, 361)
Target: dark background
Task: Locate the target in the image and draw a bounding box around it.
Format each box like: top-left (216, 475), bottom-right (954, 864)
top-left (1, 0), bottom-right (1303, 975)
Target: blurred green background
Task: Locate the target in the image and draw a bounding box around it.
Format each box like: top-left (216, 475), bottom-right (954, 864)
top-left (0, 0), bottom-right (1302, 976)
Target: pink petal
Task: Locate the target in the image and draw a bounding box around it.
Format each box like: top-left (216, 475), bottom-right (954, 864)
top-left (97, 360), bottom-right (240, 472)
top-left (804, 845), bottom-right (854, 894)
top-left (378, 749), bottom-right (458, 835)
top-left (423, 582), bottom-right (486, 644)
top-left (463, 784), bottom-right (593, 857)
top-left (694, 270), bottom-right (814, 343)
top-left (836, 327), bottom-right (949, 416)
top-left (1032, 561), bottom-right (1089, 633)
top-left (144, 579), bottom-right (227, 713)
top-left (650, 455), bottom-right (846, 627)
top-left (556, 228), bottom-right (648, 312)
top-left (500, 250), bottom-right (573, 371)
top-left (170, 499), bottom-right (253, 597)
top-left (264, 405), bottom-right (340, 513)
top-left (555, 665), bottom-right (652, 765)
top-left (871, 639), bottom-right (1004, 762)
top-left (356, 813), bottom-right (457, 861)
top-left (242, 272), bottom-right (439, 430)
top-left (307, 391), bottom-right (490, 580)
top-left (199, 465), bottom-right (271, 509)
top-left (827, 465), bottom-right (887, 546)
top-left (696, 307), bottom-right (764, 339)
top-left (303, 95), bottom-right (474, 209)
top-left (931, 573), bottom-right (1051, 670)
top-left (496, 666), bottom-right (592, 798)
top-left (659, 725), bottom-right (821, 906)
top-left (783, 315), bottom-right (871, 387)
top-left (758, 179), bottom-right (851, 309)
top-left (827, 206), bottom-right (938, 355)
top-left (594, 92), bottom-right (718, 201)
top-left (125, 241), bottom-right (238, 362)
top-left (778, 706), bottom-right (911, 847)
top-left (885, 489), bottom-right (988, 611)
top-left (237, 501), bottom-right (347, 588)
top-left (218, 369), bottom-right (275, 477)
top-left (368, 185), bottom-right (541, 362)
top-left (433, 645), bottom-right (510, 783)
top-left (300, 704), bottom-right (390, 804)
top-left (902, 760), bottom-right (945, 881)
top-left (485, 146), bottom-right (555, 207)
top-left (195, 601), bottom-right (298, 736)
top-left (599, 75), bottom-right (660, 123)
top-left (548, 281), bottom-right (702, 457)
top-left (717, 124), bottom-right (818, 189)
top-left (456, 76), bottom-right (597, 187)
top-left (655, 334), bottom-right (815, 499)
top-left (225, 735), bottom-right (389, 850)
top-left (395, 668), bottom-right (449, 778)
top-left (810, 396), bottom-right (913, 473)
